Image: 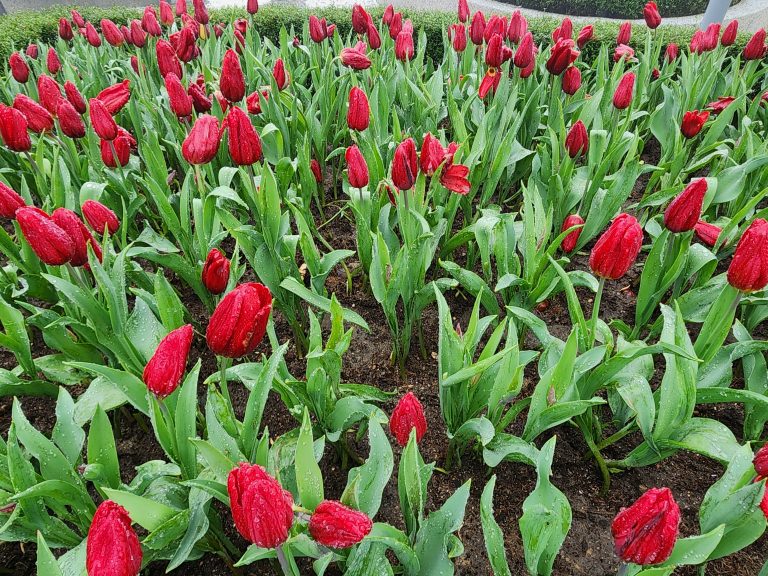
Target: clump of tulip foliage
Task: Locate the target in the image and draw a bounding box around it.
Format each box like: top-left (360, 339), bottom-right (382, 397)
top-left (0, 1), bottom-right (767, 575)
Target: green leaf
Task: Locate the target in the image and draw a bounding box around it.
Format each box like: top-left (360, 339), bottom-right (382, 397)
top-left (662, 524), bottom-right (725, 566)
top-left (342, 419), bottom-right (393, 518)
top-left (414, 481), bottom-right (471, 576)
top-left (69, 363), bottom-right (149, 415)
top-left (87, 405), bottom-right (120, 489)
top-left (296, 408), bottom-right (324, 511)
top-left (101, 488), bottom-right (177, 531)
top-left (280, 277), bottom-right (369, 331)
top-left (36, 532), bottom-right (64, 576)
top-left (480, 476), bottom-right (512, 576)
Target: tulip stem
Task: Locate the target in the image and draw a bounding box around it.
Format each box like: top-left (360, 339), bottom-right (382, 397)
top-left (588, 277), bottom-right (606, 348)
top-left (219, 357), bottom-right (233, 414)
top-left (275, 545), bottom-right (296, 576)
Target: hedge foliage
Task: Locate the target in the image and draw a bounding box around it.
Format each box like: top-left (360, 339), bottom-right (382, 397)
top-left (0, 5), bottom-right (751, 68)
top-left (510, 0), bottom-right (715, 18)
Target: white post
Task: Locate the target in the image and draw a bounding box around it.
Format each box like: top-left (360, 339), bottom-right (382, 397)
top-left (699, 0), bottom-right (731, 29)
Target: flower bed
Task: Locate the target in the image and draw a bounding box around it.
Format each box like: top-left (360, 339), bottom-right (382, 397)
top-left (0, 2), bottom-right (767, 576)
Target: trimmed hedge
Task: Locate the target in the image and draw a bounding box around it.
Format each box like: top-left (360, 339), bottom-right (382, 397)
top-left (507, 0), bottom-right (721, 19)
top-left (0, 5), bottom-right (751, 67)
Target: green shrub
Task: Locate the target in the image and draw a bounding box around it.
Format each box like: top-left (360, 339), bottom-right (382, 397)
top-left (508, 0), bottom-right (727, 19)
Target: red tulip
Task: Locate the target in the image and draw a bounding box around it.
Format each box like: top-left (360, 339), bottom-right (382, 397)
top-left (470, 11), bottom-right (486, 46)
top-left (225, 106), bottom-right (262, 166)
top-left (189, 83), bottom-right (213, 113)
top-left (166, 73), bottom-right (193, 118)
top-left (13, 94), bottom-right (54, 134)
top-left (85, 22), bottom-right (102, 47)
top-left (388, 12), bottom-right (403, 40)
top-left (0, 182), bottom-right (26, 219)
top-left (247, 0), bottom-right (259, 15)
top-left (97, 80), bottom-right (131, 115)
top-left (643, 2), bottom-right (662, 29)
top-left (346, 145), bottom-right (369, 189)
top-left (479, 68), bottom-right (501, 98)
top-left (383, 4), bottom-right (394, 26)
top-left (157, 40), bottom-right (183, 78)
top-left (577, 25), bottom-right (594, 49)
top-left (122, 25), bottom-right (134, 46)
top-left (100, 132), bottom-right (132, 168)
top-left (703, 23), bottom-right (720, 50)
top-left (142, 6), bottom-right (162, 36)
top-left (754, 445), bottom-right (768, 478)
top-left (160, 0), bottom-right (175, 25)
top-left (273, 58), bottom-right (288, 90)
top-left (514, 32), bottom-right (534, 69)
top-left (692, 30), bottom-right (706, 54)
top-left (366, 22), bottom-right (381, 50)
top-left (440, 163), bottom-right (471, 195)
top-left (311, 159), bottom-right (323, 183)
top-left (485, 15), bottom-right (508, 43)
top-left (450, 24), bottom-right (467, 52)
top-left (175, 27), bottom-right (199, 62)
top-left (420, 133), bottom-right (445, 176)
top-left (59, 18), bottom-right (74, 40)
top-left (727, 219), bottom-right (768, 292)
top-left (707, 96), bottom-right (735, 113)
top-left (228, 463), bottom-right (293, 547)
top-left (71, 10), bottom-right (85, 27)
top-left (561, 214), bottom-right (585, 252)
top-left (390, 391), bottom-right (427, 446)
top-left (9, 53), bottom-right (29, 83)
top-left (694, 220), bottom-right (722, 247)
top-left (612, 488), bottom-right (680, 565)
top-left (192, 0), bottom-right (209, 25)
top-left (347, 86), bottom-right (369, 131)
top-left (565, 120), bottom-right (588, 158)
top-left (206, 282), bottom-right (272, 357)
top-left (86, 501), bottom-right (142, 576)
top-left (310, 16), bottom-right (332, 43)
top-left (143, 324), bottom-right (193, 397)
top-left (309, 501), bottom-right (372, 548)
top-left (552, 17), bottom-right (572, 42)
top-left (546, 38), bottom-right (579, 76)
top-left (83, 200), bottom-right (120, 235)
top-left (617, 21), bottom-right (632, 45)
top-left (613, 72), bottom-right (635, 110)
top-left (0, 105), bottom-right (32, 152)
top-left (46, 48), bottom-right (62, 75)
top-left (721, 20), bottom-right (738, 46)
top-left (176, 0), bottom-right (187, 16)
top-left (665, 43), bottom-right (679, 62)
top-left (589, 213), bottom-right (643, 280)
top-left (245, 89), bottom-right (268, 114)
top-left (101, 18), bottom-right (124, 46)
top-left (485, 34), bottom-right (512, 67)
top-left (391, 138), bottom-right (418, 191)
top-left (340, 46), bottom-right (371, 70)
top-left (352, 4), bottom-right (371, 34)
top-left (202, 248), bottom-right (230, 294)
top-left (681, 110), bottom-right (709, 139)
top-left (507, 10), bottom-right (527, 43)
top-left (614, 44), bottom-right (635, 62)
top-left (220, 50), bottom-right (245, 102)
top-left (130, 20), bottom-right (147, 48)
top-left (664, 179), bottom-right (707, 233)
top-left (744, 29), bottom-right (767, 60)
top-left (395, 30), bottom-right (415, 61)
top-left (562, 66), bottom-right (581, 95)
top-left (52, 208), bottom-right (100, 266)
top-left (64, 81), bottom-right (87, 114)
top-left (89, 99), bottom-right (118, 141)
top-left (37, 75), bottom-right (64, 115)
top-left (16, 207), bottom-right (75, 266)
top-left (182, 114), bottom-right (221, 165)
top-left (457, 0), bottom-right (469, 22)
top-left (57, 100), bottom-right (86, 139)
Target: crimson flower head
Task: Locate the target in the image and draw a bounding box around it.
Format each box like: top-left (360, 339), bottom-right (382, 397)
top-left (664, 179), bottom-right (707, 233)
top-left (546, 38), bottom-right (579, 76)
top-left (82, 200), bottom-right (120, 235)
top-left (0, 105), bottom-right (32, 152)
top-left (273, 58), bottom-right (288, 90)
top-left (59, 18), bottom-right (74, 41)
top-left (65, 82), bottom-right (87, 114)
top-left (220, 50), bottom-right (245, 102)
top-left (470, 11), bottom-right (486, 46)
top-left (311, 159), bottom-right (323, 183)
top-left (617, 21), bottom-right (632, 45)
top-left (166, 73), bottom-right (193, 118)
top-left (102, 18), bottom-right (124, 46)
top-left (388, 12), bottom-right (403, 39)
top-left (727, 219), bottom-right (768, 292)
top-left (450, 24), bottom-right (467, 52)
top-left (562, 66), bottom-right (581, 95)
top-left (485, 15), bottom-right (507, 42)
top-left (16, 207), bottom-right (75, 266)
top-left (309, 16), bottom-right (333, 43)
top-left (694, 220), bottom-right (722, 247)
top-left (613, 72), bottom-right (635, 110)
top-left (441, 162), bottom-right (471, 195)
top-left (190, 83), bottom-right (213, 113)
top-left (507, 10), bottom-right (527, 43)
top-left (71, 10), bottom-right (85, 27)
top-left (192, 0), bottom-right (209, 24)
top-left (703, 23), bottom-right (721, 50)
top-left (643, 2), bottom-right (662, 29)
top-left (182, 114), bottom-right (221, 165)
top-left (97, 80), bottom-right (131, 115)
top-left (202, 248), bottom-right (230, 294)
top-left (346, 145), bottom-right (369, 189)
top-left (383, 4), bottom-right (395, 25)
top-left (561, 214), bottom-right (585, 253)
top-left (225, 106), bottom-right (262, 166)
top-left (86, 501), bottom-right (142, 576)
top-left (47, 48), bottom-right (62, 75)
top-left (690, 29), bottom-right (703, 53)
top-left (390, 391), bottom-right (427, 446)
top-left (52, 208), bottom-right (101, 266)
top-left (614, 44), bottom-right (635, 62)
top-left (611, 488), bottom-right (680, 565)
top-left (681, 110), bottom-right (709, 138)
top-left (744, 29), bottom-right (767, 60)
top-left (176, 0), bottom-right (188, 16)
top-left (391, 138), bottom-right (418, 191)
top-left (420, 133), bottom-right (445, 176)
top-left (340, 46), bottom-right (371, 70)
top-left (228, 463), bottom-right (293, 547)
top-left (9, 53), bottom-right (29, 84)
top-left (665, 43), bottom-right (679, 62)
top-left (143, 324), bottom-right (193, 398)
top-left (57, 100), bottom-right (86, 139)
top-left (565, 120), bottom-right (588, 158)
top-left (589, 213), bottom-right (643, 280)
top-left (160, 0), bottom-right (175, 25)
top-left (755, 445), bottom-right (768, 478)
top-left (247, 0), bottom-right (259, 15)
top-left (707, 96), bottom-right (735, 114)
top-left (142, 6), bottom-right (162, 36)
top-left (85, 22), bottom-right (102, 47)
top-left (721, 20), bottom-right (738, 46)
top-left (13, 94), bottom-right (53, 134)
top-left (395, 29), bottom-right (415, 61)
top-left (0, 182), bottom-right (26, 219)
top-left (36, 75), bottom-right (64, 115)
top-left (458, 0), bottom-right (469, 22)
top-left (309, 501), bottom-right (372, 548)
top-left (25, 44), bottom-right (38, 59)
top-left (577, 25), bottom-right (594, 49)
top-left (206, 282), bottom-right (272, 358)
top-left (366, 22), bottom-right (381, 50)
top-left (89, 98), bottom-right (118, 141)
top-left (485, 34), bottom-right (512, 67)
top-left (130, 20), bottom-right (147, 48)
top-left (514, 32), bottom-right (535, 69)
top-left (100, 128), bottom-right (135, 168)
top-left (157, 39), bottom-right (183, 78)
top-left (352, 4), bottom-right (371, 34)
top-left (552, 17), bottom-right (572, 43)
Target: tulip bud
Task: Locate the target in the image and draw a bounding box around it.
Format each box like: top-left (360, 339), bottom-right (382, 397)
top-left (225, 106), bottom-right (262, 166)
top-left (46, 49), bottom-right (62, 75)
top-left (143, 324), bottom-right (193, 397)
top-left (86, 501), bottom-right (142, 576)
top-left (664, 179), bottom-right (707, 233)
top-left (458, 0), bottom-right (469, 23)
top-left (755, 445), bottom-right (768, 478)
top-left (189, 83), bottom-right (213, 113)
top-left (514, 32), bottom-right (534, 69)
top-left (693, 220), bottom-right (722, 247)
top-left (485, 34), bottom-right (512, 67)
top-left (206, 282), bottom-right (272, 358)
top-left (565, 120), bottom-right (588, 158)
top-left (9, 53), bottom-right (29, 84)
top-left (309, 501), bottom-right (372, 548)
top-left (562, 66), bottom-right (581, 95)
top-left (157, 39), bottom-right (183, 78)
top-left (680, 110), bottom-right (709, 139)
top-left (182, 114), bottom-right (221, 165)
top-left (352, 4), bottom-right (371, 34)
top-left (202, 248), bottom-right (230, 294)
top-left (100, 133), bottom-right (132, 168)
top-left (450, 24), bottom-right (467, 52)
top-left (13, 94), bottom-right (54, 134)
top-left (82, 200), bottom-right (120, 235)
top-left (383, 4), bottom-right (395, 26)
top-left (727, 219), bottom-right (768, 292)
top-left (59, 18), bottom-right (74, 41)
top-left (561, 214), bottom-right (584, 252)
top-left (85, 22), bottom-right (102, 47)
top-left (311, 159), bottom-right (323, 183)
top-left (89, 99), bottom-right (118, 141)
top-left (165, 73), bottom-right (193, 118)
top-left (577, 25), bottom-right (594, 49)
top-left (546, 38), bottom-right (579, 76)
top-left (228, 463), bottom-right (293, 547)
top-left (0, 182), bottom-right (26, 219)
top-left (130, 19), bottom-right (147, 48)
top-left (0, 105), bottom-right (32, 152)
top-left (552, 17), bottom-right (572, 43)
top-left (247, 0), bottom-right (259, 14)
top-left (391, 138), bottom-right (418, 191)
top-left (101, 18), bottom-right (124, 47)
top-left (589, 213), bottom-right (643, 280)
top-left (613, 72), bottom-right (635, 110)
top-left (390, 391), bottom-right (427, 446)
top-left (347, 87), bottom-right (370, 131)
top-left (721, 20), bottom-right (738, 46)
top-left (420, 133), bottom-right (445, 176)
top-left (220, 49), bottom-right (245, 103)
top-left (340, 47), bottom-right (371, 70)
top-left (388, 12), bottom-right (403, 39)
top-left (176, 0), bottom-right (187, 16)
top-left (37, 75), bottom-right (64, 115)
top-left (52, 208), bottom-right (100, 266)
top-left (365, 22), bottom-right (381, 50)
top-left (617, 21), bottom-right (632, 45)
top-left (395, 30), bottom-right (415, 61)
top-left (57, 100), bottom-right (86, 139)
top-left (193, 0), bottom-right (209, 25)
top-left (744, 29), bottom-right (767, 60)
top-left (346, 145), bottom-right (369, 189)
top-left (97, 80), bottom-right (131, 116)
top-left (65, 81), bottom-right (87, 114)
top-left (703, 23), bottom-right (721, 51)
top-left (16, 207), bottom-right (75, 265)
top-left (614, 44), bottom-right (635, 62)
top-left (611, 488), bottom-right (680, 565)
top-left (507, 10), bottom-right (527, 43)
top-left (272, 58), bottom-right (288, 90)
top-left (71, 10), bottom-right (85, 28)
top-left (309, 16), bottom-right (327, 43)
top-left (643, 2), bottom-right (662, 29)
top-left (665, 43), bottom-right (679, 62)
top-left (440, 163), bottom-right (471, 195)
top-left (470, 11), bottom-right (486, 45)
top-left (142, 7), bottom-right (162, 36)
